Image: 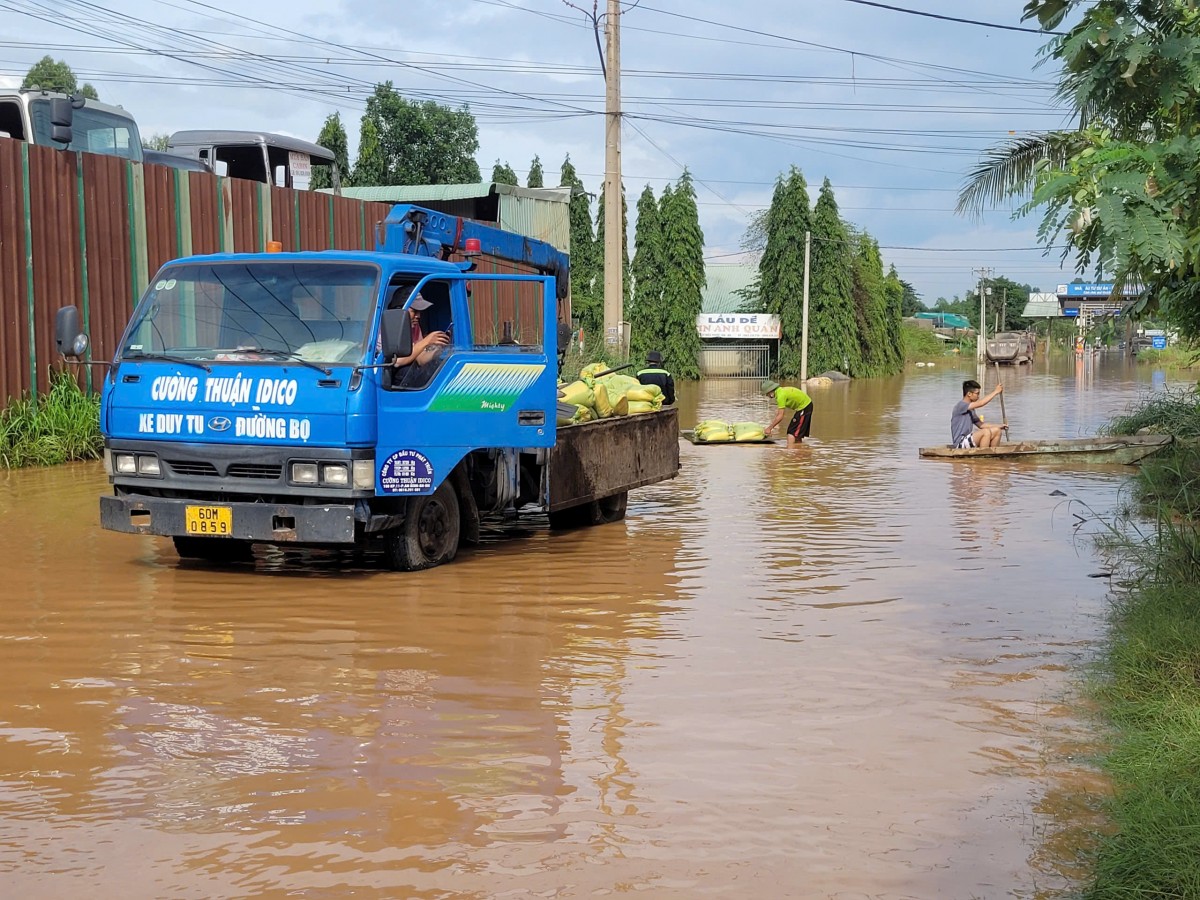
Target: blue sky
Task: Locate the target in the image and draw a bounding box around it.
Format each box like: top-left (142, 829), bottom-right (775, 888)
top-left (0, 0), bottom-right (1084, 304)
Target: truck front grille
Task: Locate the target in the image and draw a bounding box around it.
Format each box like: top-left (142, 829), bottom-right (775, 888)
top-left (167, 459), bottom-right (219, 477)
top-left (165, 459), bottom-right (282, 480)
top-left (227, 463), bottom-right (282, 479)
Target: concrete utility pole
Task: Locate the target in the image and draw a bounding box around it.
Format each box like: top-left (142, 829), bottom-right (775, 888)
top-left (973, 266), bottom-right (994, 363)
top-left (603, 0), bottom-right (625, 353)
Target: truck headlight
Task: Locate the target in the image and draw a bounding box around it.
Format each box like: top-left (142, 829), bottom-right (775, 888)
top-left (115, 453), bottom-right (137, 474)
top-left (352, 458), bottom-right (374, 490)
top-left (321, 463), bottom-right (348, 486)
top-left (291, 462), bottom-right (319, 484)
top-left (137, 454), bottom-right (161, 476)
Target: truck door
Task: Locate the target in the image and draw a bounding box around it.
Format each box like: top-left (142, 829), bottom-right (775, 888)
top-left (374, 273), bottom-right (558, 496)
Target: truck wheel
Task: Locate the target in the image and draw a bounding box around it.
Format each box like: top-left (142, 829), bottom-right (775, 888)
top-left (388, 481), bottom-right (461, 571)
top-left (172, 536), bottom-right (254, 563)
top-left (548, 491), bottom-right (628, 529)
top-left (593, 491), bottom-right (628, 524)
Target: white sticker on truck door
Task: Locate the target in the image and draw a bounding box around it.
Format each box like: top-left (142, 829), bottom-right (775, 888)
top-left (379, 450), bottom-right (434, 494)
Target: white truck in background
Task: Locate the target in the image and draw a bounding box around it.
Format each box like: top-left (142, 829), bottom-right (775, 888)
top-left (0, 88), bottom-right (144, 161)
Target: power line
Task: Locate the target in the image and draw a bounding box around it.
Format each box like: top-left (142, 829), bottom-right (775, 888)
top-left (836, 0), bottom-right (1065, 36)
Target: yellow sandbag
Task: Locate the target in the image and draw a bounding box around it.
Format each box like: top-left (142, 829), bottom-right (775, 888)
top-left (625, 387), bottom-right (656, 402)
top-left (580, 362), bottom-right (609, 382)
top-left (638, 383), bottom-right (663, 399)
top-left (559, 380), bottom-right (594, 407)
top-left (733, 423), bottom-right (765, 441)
top-left (627, 400), bottom-right (656, 414)
top-left (695, 419), bottom-right (727, 431)
top-left (697, 425), bottom-right (733, 442)
top-left (593, 383), bottom-right (614, 418)
top-left (603, 374), bottom-right (642, 397)
top-left (571, 404), bottom-right (595, 424)
top-left (612, 395), bottom-right (629, 417)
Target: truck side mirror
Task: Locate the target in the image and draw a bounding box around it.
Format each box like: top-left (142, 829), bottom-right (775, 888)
top-left (55, 306), bottom-right (89, 358)
top-left (48, 97), bottom-right (73, 146)
top-left (379, 308), bottom-right (413, 361)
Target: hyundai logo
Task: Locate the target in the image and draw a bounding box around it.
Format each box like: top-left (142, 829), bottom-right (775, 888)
top-left (207, 416), bottom-right (232, 432)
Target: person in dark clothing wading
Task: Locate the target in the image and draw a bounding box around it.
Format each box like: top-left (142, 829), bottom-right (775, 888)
top-left (637, 351), bottom-right (676, 404)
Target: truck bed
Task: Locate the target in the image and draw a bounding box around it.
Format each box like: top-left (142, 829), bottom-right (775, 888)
top-left (548, 407), bottom-right (680, 512)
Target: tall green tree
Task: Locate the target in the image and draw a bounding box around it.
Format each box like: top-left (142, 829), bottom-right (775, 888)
top-left (659, 171), bottom-right (705, 379)
top-left (144, 133), bottom-right (170, 151)
top-left (629, 185), bottom-right (666, 361)
top-left (849, 231), bottom-right (902, 377)
top-left (559, 156), bottom-right (599, 340)
top-left (358, 83), bottom-right (480, 185)
top-left (527, 155), bottom-right (544, 188)
top-left (350, 116), bottom-right (386, 187)
top-left (491, 160), bottom-right (519, 185)
top-left (310, 112), bottom-right (349, 191)
top-left (808, 179), bottom-right (860, 377)
top-left (960, 0), bottom-right (1200, 339)
top-left (968, 275), bottom-right (1035, 332)
top-left (22, 56), bottom-right (98, 98)
top-left (759, 167), bottom-right (812, 379)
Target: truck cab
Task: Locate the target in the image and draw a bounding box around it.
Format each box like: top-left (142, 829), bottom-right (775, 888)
top-left (0, 89), bottom-right (143, 162)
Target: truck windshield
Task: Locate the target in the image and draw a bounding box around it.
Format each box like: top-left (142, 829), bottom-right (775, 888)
top-left (121, 261), bottom-right (378, 365)
top-left (28, 99), bottom-right (143, 161)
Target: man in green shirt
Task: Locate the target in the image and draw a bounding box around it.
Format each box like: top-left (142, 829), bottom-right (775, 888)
top-left (761, 380), bottom-right (813, 448)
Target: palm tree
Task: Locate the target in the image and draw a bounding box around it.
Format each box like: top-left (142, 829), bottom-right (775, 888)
top-left (956, 131), bottom-right (1088, 217)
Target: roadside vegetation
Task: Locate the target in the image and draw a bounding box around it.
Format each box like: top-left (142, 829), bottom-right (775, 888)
top-left (1085, 391), bottom-right (1200, 898)
top-left (0, 372), bottom-right (102, 468)
top-left (1130, 346), bottom-right (1198, 370)
top-left (901, 323), bottom-right (945, 362)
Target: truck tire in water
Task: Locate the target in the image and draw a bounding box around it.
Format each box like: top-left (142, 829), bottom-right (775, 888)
top-left (548, 491), bottom-right (629, 529)
top-left (172, 536), bottom-right (254, 564)
top-left (388, 481), bottom-right (461, 571)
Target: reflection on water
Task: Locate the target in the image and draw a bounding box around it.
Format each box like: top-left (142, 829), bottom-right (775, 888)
top-left (0, 352), bottom-right (1186, 897)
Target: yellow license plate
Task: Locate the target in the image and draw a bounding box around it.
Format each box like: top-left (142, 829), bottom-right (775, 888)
top-left (184, 505), bottom-right (232, 536)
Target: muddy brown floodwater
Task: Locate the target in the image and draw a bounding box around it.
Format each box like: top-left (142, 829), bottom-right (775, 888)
top-left (0, 353), bottom-right (1183, 898)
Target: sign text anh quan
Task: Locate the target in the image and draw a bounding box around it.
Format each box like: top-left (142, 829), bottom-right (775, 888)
top-left (697, 313), bottom-right (782, 340)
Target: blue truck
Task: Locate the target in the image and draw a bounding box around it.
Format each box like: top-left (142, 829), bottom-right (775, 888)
top-left (55, 205), bottom-right (680, 570)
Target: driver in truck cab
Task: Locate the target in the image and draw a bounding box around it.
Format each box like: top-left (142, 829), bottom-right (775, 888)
top-left (386, 285), bottom-right (449, 388)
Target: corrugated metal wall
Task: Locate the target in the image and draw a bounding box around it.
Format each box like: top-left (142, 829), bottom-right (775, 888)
top-left (0, 140), bottom-right (400, 403)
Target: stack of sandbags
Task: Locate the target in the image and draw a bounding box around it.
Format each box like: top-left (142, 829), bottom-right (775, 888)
top-left (694, 420), bottom-right (734, 442)
top-left (557, 364), bottom-right (665, 424)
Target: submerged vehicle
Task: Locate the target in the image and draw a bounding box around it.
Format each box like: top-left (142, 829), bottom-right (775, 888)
top-left (985, 331), bottom-right (1036, 365)
top-left (56, 205), bottom-right (679, 570)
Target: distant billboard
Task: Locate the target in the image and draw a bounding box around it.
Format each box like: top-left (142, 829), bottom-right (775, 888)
top-left (1056, 282), bottom-right (1141, 297)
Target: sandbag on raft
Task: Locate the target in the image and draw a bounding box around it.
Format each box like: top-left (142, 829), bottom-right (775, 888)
top-left (733, 422), bottom-right (766, 441)
top-left (694, 420), bottom-right (734, 442)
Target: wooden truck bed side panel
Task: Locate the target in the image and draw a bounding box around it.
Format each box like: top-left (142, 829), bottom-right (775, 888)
top-left (547, 407), bottom-right (680, 512)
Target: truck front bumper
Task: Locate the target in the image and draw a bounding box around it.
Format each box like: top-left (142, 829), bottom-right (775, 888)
top-left (100, 495), bottom-right (357, 544)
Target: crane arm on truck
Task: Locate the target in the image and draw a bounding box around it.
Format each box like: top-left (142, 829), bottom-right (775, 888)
top-left (375, 205), bottom-right (570, 303)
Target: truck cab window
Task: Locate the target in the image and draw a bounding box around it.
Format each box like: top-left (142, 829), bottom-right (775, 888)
top-left (0, 101), bottom-right (24, 140)
top-left (466, 278), bottom-right (545, 351)
top-left (385, 279), bottom-right (453, 391)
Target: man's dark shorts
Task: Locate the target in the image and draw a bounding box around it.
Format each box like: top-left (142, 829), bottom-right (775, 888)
top-left (788, 403), bottom-right (813, 440)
